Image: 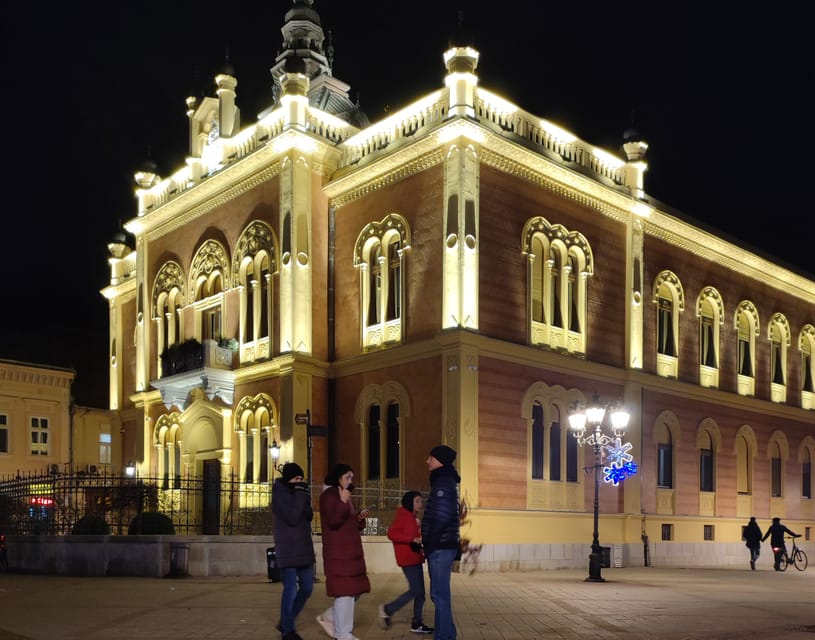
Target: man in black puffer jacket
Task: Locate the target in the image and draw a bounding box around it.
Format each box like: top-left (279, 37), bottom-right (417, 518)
top-left (421, 445), bottom-right (460, 640)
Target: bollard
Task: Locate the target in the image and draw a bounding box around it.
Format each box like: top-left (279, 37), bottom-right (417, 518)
top-left (169, 543), bottom-right (189, 578)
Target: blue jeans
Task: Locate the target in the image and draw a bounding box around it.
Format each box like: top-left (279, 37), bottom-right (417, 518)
top-left (427, 548), bottom-right (457, 640)
top-left (384, 563), bottom-right (426, 627)
top-left (279, 565), bottom-right (314, 634)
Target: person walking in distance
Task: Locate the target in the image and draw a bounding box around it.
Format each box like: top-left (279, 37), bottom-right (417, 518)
top-left (317, 463), bottom-right (371, 640)
top-left (761, 517), bottom-right (801, 571)
top-left (378, 491), bottom-right (433, 634)
top-left (272, 462), bottom-right (315, 640)
top-left (421, 445), bottom-right (460, 640)
top-left (742, 517), bottom-right (762, 570)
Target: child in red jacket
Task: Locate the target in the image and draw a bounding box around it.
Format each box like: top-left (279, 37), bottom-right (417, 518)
top-left (378, 491), bottom-right (433, 634)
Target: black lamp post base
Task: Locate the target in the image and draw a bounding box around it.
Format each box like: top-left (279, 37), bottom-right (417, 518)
top-left (586, 548), bottom-right (605, 582)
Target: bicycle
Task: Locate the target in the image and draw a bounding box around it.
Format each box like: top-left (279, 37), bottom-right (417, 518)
top-left (774, 536), bottom-right (807, 571)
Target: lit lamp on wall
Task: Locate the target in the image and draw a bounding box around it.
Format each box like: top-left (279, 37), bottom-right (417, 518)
top-left (124, 461), bottom-right (136, 478)
top-left (270, 440), bottom-right (280, 480)
top-left (568, 393), bottom-right (633, 582)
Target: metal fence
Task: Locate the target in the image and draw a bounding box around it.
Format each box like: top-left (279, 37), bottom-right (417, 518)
top-left (0, 469), bottom-right (414, 537)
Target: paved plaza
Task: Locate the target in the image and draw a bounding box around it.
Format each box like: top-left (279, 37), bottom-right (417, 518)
top-left (0, 566), bottom-right (813, 640)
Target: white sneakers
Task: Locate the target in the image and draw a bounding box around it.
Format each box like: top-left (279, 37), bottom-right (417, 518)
top-left (316, 613), bottom-right (334, 638)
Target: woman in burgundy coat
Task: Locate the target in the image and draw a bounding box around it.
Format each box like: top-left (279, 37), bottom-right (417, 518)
top-left (316, 463), bottom-right (370, 640)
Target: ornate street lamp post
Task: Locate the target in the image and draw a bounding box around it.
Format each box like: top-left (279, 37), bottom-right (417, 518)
top-left (568, 393), bottom-right (631, 582)
top-left (270, 440), bottom-right (281, 480)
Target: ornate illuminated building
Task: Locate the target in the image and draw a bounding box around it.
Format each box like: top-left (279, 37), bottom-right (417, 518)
top-left (103, 0), bottom-right (814, 566)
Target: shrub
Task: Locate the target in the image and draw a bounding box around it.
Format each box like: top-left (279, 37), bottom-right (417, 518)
top-left (128, 511), bottom-right (175, 535)
top-left (71, 514), bottom-right (111, 535)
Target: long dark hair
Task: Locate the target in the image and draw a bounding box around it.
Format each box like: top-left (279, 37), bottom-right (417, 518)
top-left (324, 463), bottom-right (353, 487)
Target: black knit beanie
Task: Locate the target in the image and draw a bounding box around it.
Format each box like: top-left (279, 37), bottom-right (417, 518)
top-left (281, 462), bottom-right (305, 483)
top-left (430, 445), bottom-right (456, 466)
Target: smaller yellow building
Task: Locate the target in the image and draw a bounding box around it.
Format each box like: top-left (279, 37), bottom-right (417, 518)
top-left (0, 359), bottom-right (119, 477)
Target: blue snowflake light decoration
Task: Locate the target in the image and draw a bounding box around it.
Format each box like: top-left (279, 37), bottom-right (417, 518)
top-left (603, 461), bottom-right (638, 486)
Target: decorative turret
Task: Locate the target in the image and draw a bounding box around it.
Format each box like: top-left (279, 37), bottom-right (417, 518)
top-left (621, 126), bottom-right (649, 199)
top-left (134, 159), bottom-right (160, 189)
top-left (107, 230), bottom-right (131, 260)
top-left (443, 12), bottom-right (480, 119)
top-left (622, 126), bottom-right (648, 162)
top-left (106, 228), bottom-right (136, 286)
top-left (267, 0), bottom-right (368, 127)
top-left (215, 59), bottom-right (240, 138)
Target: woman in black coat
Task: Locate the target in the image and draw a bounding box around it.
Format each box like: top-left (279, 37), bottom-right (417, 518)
top-left (273, 462), bottom-right (315, 640)
top-left (742, 517), bottom-right (762, 570)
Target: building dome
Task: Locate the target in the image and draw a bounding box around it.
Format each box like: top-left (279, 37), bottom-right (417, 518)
top-left (216, 60), bottom-right (236, 77)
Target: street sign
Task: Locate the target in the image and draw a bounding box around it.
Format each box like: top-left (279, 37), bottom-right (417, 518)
top-left (294, 413), bottom-right (309, 425)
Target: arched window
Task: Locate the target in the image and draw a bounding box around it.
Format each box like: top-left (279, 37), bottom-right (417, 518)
top-left (771, 441), bottom-right (782, 497)
top-left (524, 384), bottom-right (579, 484)
top-left (367, 403), bottom-right (381, 481)
top-left (549, 404), bottom-right (561, 481)
top-left (234, 394), bottom-right (277, 485)
top-left (522, 218), bottom-right (593, 354)
top-left (653, 271), bottom-right (684, 379)
top-left (354, 215), bottom-right (411, 349)
top-left (768, 313), bottom-right (790, 403)
top-left (800, 325), bottom-right (815, 409)
top-left (699, 431), bottom-right (714, 492)
top-left (696, 287), bottom-right (723, 388)
top-left (656, 423), bottom-right (673, 489)
top-left (154, 413), bottom-right (183, 490)
top-left (190, 240), bottom-right (230, 342)
top-left (152, 262), bottom-right (186, 377)
top-left (233, 221), bottom-right (277, 362)
top-left (356, 383), bottom-right (410, 486)
top-left (800, 438), bottom-right (814, 499)
top-left (531, 402), bottom-right (544, 479)
top-left (735, 301), bottom-right (759, 396)
top-left (736, 434), bottom-right (752, 495)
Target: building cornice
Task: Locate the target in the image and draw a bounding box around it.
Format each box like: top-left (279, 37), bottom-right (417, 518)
top-left (127, 130), bottom-right (341, 243)
top-left (325, 112), bottom-right (814, 301)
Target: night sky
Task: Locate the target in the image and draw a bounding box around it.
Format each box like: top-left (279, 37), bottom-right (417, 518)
top-left (3, 1), bottom-right (812, 407)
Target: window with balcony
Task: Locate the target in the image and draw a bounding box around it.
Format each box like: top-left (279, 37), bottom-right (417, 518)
top-left (153, 261), bottom-right (186, 377)
top-left (190, 240), bottom-right (230, 343)
top-left (522, 218), bottom-right (593, 354)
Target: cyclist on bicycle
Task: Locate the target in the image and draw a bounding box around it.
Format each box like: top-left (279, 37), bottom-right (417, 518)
top-left (761, 517), bottom-right (800, 571)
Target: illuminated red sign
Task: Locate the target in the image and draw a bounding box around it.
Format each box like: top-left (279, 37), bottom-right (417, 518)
top-left (29, 497), bottom-right (54, 506)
